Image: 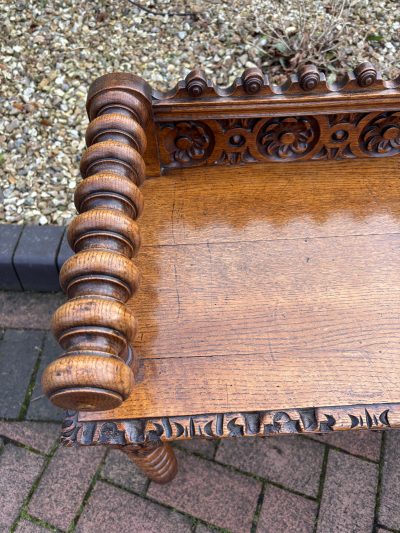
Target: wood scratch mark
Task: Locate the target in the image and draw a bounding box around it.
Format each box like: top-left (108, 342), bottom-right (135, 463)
top-left (206, 241), bottom-right (214, 307)
top-left (267, 301), bottom-right (278, 363)
top-left (171, 180), bottom-right (177, 245)
top-left (268, 336), bottom-right (276, 363)
top-left (173, 261), bottom-right (181, 319)
top-left (206, 241), bottom-right (212, 269)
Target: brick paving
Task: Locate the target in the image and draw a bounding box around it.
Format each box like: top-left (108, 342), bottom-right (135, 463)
top-left (28, 446), bottom-right (105, 530)
top-left (0, 290), bottom-right (399, 532)
top-left (316, 450), bottom-right (378, 533)
top-left (378, 431), bottom-right (400, 530)
top-left (148, 449), bottom-right (262, 532)
top-left (216, 434), bottom-right (325, 498)
top-left (257, 485), bottom-right (318, 533)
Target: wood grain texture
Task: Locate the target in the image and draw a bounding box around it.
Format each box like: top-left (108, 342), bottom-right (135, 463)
top-left (78, 158), bottom-right (400, 421)
top-left (140, 159), bottom-right (400, 245)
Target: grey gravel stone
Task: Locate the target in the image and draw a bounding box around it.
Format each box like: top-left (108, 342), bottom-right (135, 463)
top-left (0, 1), bottom-right (398, 225)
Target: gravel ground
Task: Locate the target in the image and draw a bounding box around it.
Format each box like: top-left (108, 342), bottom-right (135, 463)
top-left (1, 0), bottom-right (399, 225)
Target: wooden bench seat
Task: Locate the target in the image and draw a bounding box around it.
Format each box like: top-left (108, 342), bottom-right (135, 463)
top-left (77, 158), bottom-right (400, 424)
top-left (42, 67), bottom-right (400, 483)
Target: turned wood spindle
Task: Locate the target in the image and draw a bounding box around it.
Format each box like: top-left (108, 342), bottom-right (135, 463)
top-left (42, 73), bottom-right (152, 411)
top-left (122, 443), bottom-right (178, 484)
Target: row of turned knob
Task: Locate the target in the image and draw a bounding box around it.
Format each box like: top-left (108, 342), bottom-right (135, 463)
top-left (42, 75), bottom-right (151, 411)
top-left (185, 62), bottom-right (381, 96)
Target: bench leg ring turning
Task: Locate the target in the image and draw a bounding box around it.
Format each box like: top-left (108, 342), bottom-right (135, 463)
top-left (122, 442), bottom-right (178, 484)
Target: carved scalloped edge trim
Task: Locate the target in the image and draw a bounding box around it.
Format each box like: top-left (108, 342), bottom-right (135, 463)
top-left (61, 402), bottom-right (394, 447)
top-left (151, 63), bottom-right (400, 101)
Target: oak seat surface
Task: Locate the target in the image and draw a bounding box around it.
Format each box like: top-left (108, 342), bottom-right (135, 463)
top-left (80, 158), bottom-right (400, 422)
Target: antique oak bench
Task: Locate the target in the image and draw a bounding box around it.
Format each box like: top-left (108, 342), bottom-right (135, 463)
top-left (42, 63), bottom-right (400, 483)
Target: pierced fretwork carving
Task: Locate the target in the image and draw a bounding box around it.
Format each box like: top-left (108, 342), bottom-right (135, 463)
top-left (158, 111), bottom-right (400, 169)
top-left (361, 112), bottom-right (400, 156)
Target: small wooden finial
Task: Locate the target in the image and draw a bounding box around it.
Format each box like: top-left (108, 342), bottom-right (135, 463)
top-left (185, 70), bottom-right (208, 97)
top-left (298, 64), bottom-right (320, 91)
top-left (354, 62), bottom-right (377, 87)
top-left (241, 67), bottom-right (264, 94)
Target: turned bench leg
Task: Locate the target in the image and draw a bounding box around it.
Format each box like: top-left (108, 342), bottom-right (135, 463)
top-left (122, 442), bottom-right (178, 484)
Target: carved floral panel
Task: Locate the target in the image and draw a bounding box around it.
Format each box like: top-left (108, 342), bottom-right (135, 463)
top-left (157, 111), bottom-right (400, 168)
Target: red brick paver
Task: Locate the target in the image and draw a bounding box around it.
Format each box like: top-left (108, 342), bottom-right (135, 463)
top-left (0, 444), bottom-right (44, 531)
top-left (216, 435), bottom-right (324, 497)
top-left (378, 431), bottom-right (400, 530)
top-left (0, 329), bottom-right (44, 419)
top-left (176, 437), bottom-right (217, 459)
top-left (148, 448), bottom-right (261, 532)
top-left (14, 520), bottom-right (49, 532)
top-left (0, 421), bottom-right (59, 454)
top-left (257, 484), bottom-right (318, 533)
top-left (317, 449), bottom-right (378, 533)
top-left (310, 429), bottom-right (382, 461)
top-left (102, 449), bottom-right (148, 493)
top-left (28, 445), bottom-right (105, 530)
top-left (195, 524), bottom-right (217, 532)
top-left (76, 480), bottom-right (192, 533)
top-left (27, 333), bottom-right (64, 422)
top-left (0, 292), bottom-right (63, 330)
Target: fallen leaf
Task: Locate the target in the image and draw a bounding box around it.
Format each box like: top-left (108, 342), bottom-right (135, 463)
top-left (367, 33), bottom-right (384, 42)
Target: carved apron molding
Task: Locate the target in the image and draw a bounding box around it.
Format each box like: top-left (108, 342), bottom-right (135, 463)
top-left (62, 403), bottom-right (394, 448)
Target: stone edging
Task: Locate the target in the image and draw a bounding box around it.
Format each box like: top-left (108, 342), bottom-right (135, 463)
top-left (0, 224), bottom-right (72, 292)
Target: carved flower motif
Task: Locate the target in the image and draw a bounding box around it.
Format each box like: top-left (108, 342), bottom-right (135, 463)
top-left (259, 116), bottom-right (317, 160)
top-left (162, 121), bottom-right (211, 164)
top-left (362, 112), bottom-right (400, 155)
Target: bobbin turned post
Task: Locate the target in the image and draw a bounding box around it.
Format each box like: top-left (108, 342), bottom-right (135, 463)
top-left (42, 73), bottom-right (152, 411)
top-left (122, 443), bottom-right (178, 484)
